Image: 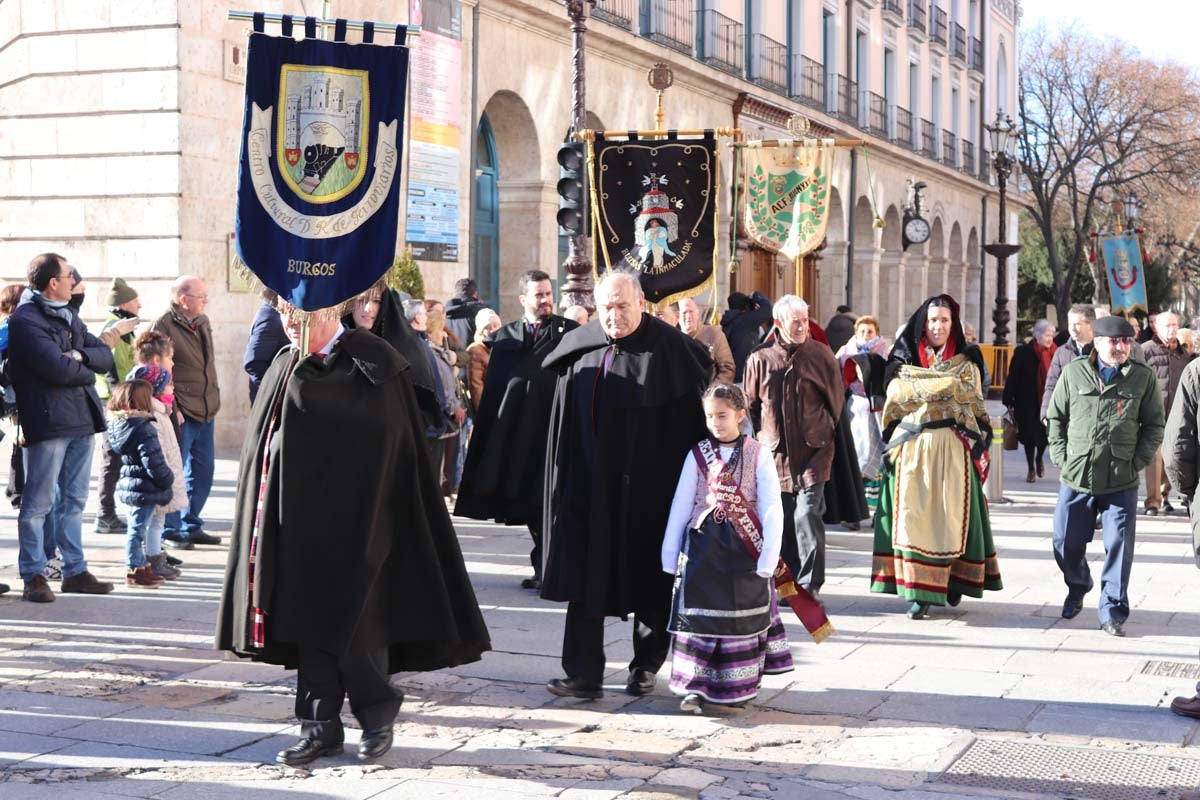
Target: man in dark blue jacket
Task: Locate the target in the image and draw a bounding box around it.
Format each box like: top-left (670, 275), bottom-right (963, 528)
top-left (243, 299), bottom-right (289, 404)
top-left (8, 253), bottom-right (116, 602)
top-left (720, 290), bottom-right (773, 382)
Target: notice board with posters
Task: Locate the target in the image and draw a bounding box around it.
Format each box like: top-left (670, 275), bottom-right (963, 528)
top-left (405, 0), bottom-right (462, 262)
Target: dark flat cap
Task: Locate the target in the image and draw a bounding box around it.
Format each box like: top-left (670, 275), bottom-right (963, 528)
top-left (1093, 316), bottom-right (1136, 338)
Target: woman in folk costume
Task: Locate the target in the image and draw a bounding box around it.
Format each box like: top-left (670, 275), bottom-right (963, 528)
top-left (871, 294), bottom-right (1003, 619)
top-left (661, 383), bottom-right (794, 714)
top-left (1003, 319), bottom-right (1056, 483)
top-left (834, 316), bottom-right (891, 511)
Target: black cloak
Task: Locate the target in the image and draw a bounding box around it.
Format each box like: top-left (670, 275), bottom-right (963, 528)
top-left (540, 315), bottom-right (711, 618)
top-left (454, 315), bottom-right (578, 524)
top-left (215, 327), bottom-right (491, 672)
top-left (823, 416), bottom-right (871, 526)
top-left (885, 293), bottom-right (991, 445)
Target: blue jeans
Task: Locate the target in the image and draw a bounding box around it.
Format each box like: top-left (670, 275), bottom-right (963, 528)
top-left (17, 435), bottom-right (94, 581)
top-left (164, 417), bottom-right (214, 538)
top-left (125, 505), bottom-right (165, 569)
top-left (1052, 483), bottom-right (1137, 624)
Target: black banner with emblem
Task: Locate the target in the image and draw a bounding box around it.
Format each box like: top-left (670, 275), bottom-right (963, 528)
top-left (591, 133), bottom-right (718, 304)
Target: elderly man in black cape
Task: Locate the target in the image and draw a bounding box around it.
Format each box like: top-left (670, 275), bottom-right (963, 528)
top-left (541, 270), bottom-right (711, 700)
top-left (455, 269), bottom-right (577, 589)
top-left (216, 298), bottom-right (490, 767)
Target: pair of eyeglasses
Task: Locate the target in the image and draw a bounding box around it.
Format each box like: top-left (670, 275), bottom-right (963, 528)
top-left (1108, 337), bottom-right (1133, 346)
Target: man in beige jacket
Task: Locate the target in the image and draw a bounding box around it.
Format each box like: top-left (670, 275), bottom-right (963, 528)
top-left (679, 298), bottom-right (735, 384)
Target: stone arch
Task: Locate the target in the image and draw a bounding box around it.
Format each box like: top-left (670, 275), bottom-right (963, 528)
top-left (848, 195), bottom-right (877, 320)
top-left (882, 204), bottom-right (902, 252)
top-left (964, 226), bottom-right (981, 334)
top-left (928, 215), bottom-right (946, 264)
top-left (947, 221), bottom-right (966, 311)
top-left (817, 187), bottom-right (848, 319)
top-left (478, 90), bottom-right (545, 319)
top-left (949, 221), bottom-right (964, 266)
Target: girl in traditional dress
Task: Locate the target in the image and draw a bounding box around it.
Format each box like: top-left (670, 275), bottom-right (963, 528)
top-left (871, 294), bottom-right (1003, 619)
top-left (661, 383), bottom-right (793, 713)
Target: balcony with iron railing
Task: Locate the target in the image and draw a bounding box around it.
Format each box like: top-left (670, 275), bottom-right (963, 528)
top-left (592, 0), bottom-right (637, 30)
top-left (969, 36), bottom-right (984, 75)
top-left (894, 106), bottom-right (914, 149)
top-left (921, 118), bottom-right (938, 159)
top-left (951, 23), bottom-right (967, 64)
top-left (882, 0), bottom-right (904, 23)
top-left (930, 5), bottom-right (948, 51)
top-left (834, 75), bottom-right (858, 123)
top-left (907, 0), bottom-right (927, 38)
top-left (942, 131), bottom-right (957, 167)
top-left (790, 55), bottom-right (826, 111)
top-left (699, 9), bottom-right (743, 76)
top-left (643, 0), bottom-right (695, 56)
top-left (865, 92), bottom-right (888, 137)
top-left (961, 139), bottom-right (975, 173)
top-left (749, 33), bottom-right (787, 93)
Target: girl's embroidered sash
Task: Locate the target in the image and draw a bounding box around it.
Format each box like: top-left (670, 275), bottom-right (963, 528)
top-left (693, 438), bottom-right (836, 644)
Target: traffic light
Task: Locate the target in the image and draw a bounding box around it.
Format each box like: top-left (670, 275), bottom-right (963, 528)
top-left (556, 141), bottom-right (588, 236)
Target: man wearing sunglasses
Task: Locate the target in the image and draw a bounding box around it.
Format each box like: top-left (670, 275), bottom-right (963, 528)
top-left (1045, 314), bottom-right (1164, 637)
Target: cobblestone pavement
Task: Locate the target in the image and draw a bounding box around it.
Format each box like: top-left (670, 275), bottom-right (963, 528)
top-left (1, 444), bottom-right (1199, 799)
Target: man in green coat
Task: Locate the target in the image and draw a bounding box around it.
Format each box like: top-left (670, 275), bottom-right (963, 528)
top-left (1046, 315), bottom-right (1164, 637)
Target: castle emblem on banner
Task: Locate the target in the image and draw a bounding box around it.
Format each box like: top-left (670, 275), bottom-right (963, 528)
top-left (278, 66), bottom-right (368, 203)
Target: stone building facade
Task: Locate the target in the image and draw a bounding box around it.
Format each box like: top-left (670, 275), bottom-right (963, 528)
top-left (0, 0), bottom-right (1019, 449)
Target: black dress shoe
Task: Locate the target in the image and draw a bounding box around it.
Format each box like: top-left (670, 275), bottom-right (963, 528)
top-left (1061, 598), bottom-right (1084, 619)
top-left (276, 736), bottom-right (343, 767)
top-left (906, 601), bottom-right (930, 620)
top-left (165, 536), bottom-right (194, 550)
top-left (1146, 507), bottom-right (1159, 517)
top-left (165, 554), bottom-right (184, 566)
top-left (946, 590), bottom-right (962, 607)
top-left (626, 669), bottom-right (657, 696)
top-left (1171, 695), bottom-right (1200, 719)
top-left (357, 726), bottom-right (394, 761)
top-left (519, 577), bottom-right (541, 590)
top-left (1163, 500), bottom-right (1176, 515)
top-left (546, 677), bottom-right (602, 700)
top-left (1100, 620), bottom-right (1125, 637)
top-left (186, 530), bottom-right (222, 546)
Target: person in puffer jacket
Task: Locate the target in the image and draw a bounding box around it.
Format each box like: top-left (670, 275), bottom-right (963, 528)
top-left (106, 380), bottom-right (174, 589)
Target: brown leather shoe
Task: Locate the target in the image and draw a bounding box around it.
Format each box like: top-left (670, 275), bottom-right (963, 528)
top-left (125, 565), bottom-right (163, 589)
top-left (1171, 695), bottom-right (1200, 719)
top-left (22, 574), bottom-right (54, 603)
top-left (60, 570), bottom-right (114, 595)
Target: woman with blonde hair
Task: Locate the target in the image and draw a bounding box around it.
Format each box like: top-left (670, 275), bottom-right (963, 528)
top-left (466, 308), bottom-right (501, 413)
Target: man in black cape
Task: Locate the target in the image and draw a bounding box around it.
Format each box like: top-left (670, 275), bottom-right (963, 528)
top-left (541, 270), bottom-right (711, 700)
top-left (454, 269), bottom-right (577, 589)
top-left (216, 300), bottom-right (490, 767)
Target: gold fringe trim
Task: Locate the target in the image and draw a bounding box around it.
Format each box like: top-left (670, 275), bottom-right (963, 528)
top-left (230, 253), bottom-right (389, 323)
top-left (776, 580), bottom-right (798, 600)
top-left (809, 620), bottom-right (836, 644)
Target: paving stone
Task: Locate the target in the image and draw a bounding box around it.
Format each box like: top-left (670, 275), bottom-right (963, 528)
top-left (554, 728), bottom-right (691, 765)
top-left (558, 778), bottom-right (646, 799)
top-left (370, 779), bottom-right (553, 799)
top-left (13, 739), bottom-right (232, 771)
top-left (106, 681), bottom-right (236, 708)
top-left (0, 728), bottom-right (75, 767)
top-left (1024, 702), bottom-right (1198, 745)
top-left (191, 689), bottom-right (297, 721)
top-left (804, 727), bottom-right (974, 788)
top-left (52, 705), bottom-right (291, 755)
top-left (0, 689), bottom-right (135, 735)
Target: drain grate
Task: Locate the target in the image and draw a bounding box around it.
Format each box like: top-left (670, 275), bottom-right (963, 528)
top-left (1143, 661), bottom-right (1200, 680)
top-left (939, 739), bottom-right (1200, 800)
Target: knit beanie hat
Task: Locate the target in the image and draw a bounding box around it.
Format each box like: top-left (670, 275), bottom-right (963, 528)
top-left (126, 364), bottom-right (171, 397)
top-left (106, 278), bottom-right (138, 307)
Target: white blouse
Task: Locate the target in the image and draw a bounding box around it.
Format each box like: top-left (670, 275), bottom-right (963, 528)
top-left (660, 442), bottom-right (784, 578)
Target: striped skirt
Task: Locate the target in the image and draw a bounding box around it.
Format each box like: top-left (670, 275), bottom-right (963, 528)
top-left (668, 591), bottom-right (794, 706)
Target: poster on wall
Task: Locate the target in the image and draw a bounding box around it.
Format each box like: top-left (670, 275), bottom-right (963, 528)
top-left (405, 0), bottom-right (462, 262)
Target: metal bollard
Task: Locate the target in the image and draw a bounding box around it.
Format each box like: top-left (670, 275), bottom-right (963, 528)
top-left (985, 416), bottom-right (1006, 503)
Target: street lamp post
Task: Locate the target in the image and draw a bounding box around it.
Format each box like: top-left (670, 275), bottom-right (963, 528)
top-left (560, 1), bottom-right (596, 311)
top-left (983, 112), bottom-right (1022, 346)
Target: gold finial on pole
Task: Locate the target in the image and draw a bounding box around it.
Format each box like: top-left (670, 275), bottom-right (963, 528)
top-left (648, 63), bottom-right (673, 133)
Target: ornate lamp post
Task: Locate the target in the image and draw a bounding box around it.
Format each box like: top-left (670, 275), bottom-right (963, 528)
top-left (559, 1), bottom-right (597, 311)
top-left (983, 111), bottom-right (1022, 345)
top-left (1123, 191), bottom-right (1141, 227)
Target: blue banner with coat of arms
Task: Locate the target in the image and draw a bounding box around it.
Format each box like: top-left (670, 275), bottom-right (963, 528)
top-left (1098, 232), bottom-right (1149, 317)
top-left (235, 32), bottom-right (409, 311)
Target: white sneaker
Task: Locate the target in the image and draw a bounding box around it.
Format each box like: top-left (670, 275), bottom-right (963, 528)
top-left (43, 557), bottom-right (63, 580)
